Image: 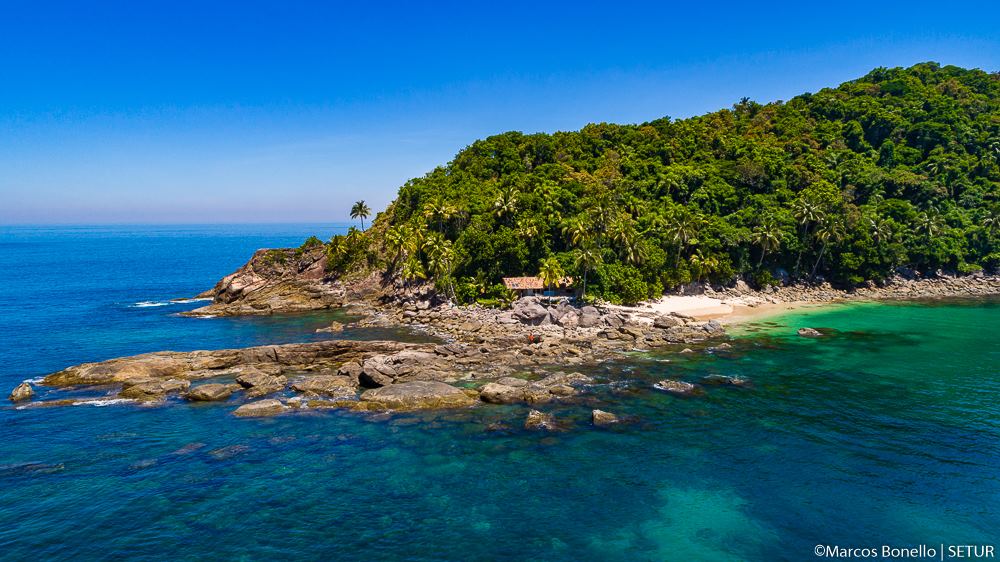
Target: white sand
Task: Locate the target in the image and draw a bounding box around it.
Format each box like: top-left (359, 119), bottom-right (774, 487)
top-left (608, 295), bottom-right (734, 319)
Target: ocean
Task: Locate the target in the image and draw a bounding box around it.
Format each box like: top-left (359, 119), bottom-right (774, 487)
top-left (1, 225), bottom-right (998, 560)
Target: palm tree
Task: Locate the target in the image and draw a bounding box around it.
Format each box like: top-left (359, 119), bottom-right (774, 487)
top-left (665, 211), bottom-right (701, 263)
top-left (609, 215), bottom-right (643, 264)
top-left (982, 207), bottom-right (1000, 238)
top-left (573, 245), bottom-right (601, 299)
top-left (493, 187), bottom-right (519, 223)
top-left (751, 219), bottom-right (782, 268)
top-left (916, 207), bottom-right (944, 241)
top-left (538, 257), bottom-right (565, 292)
top-left (350, 200), bottom-right (371, 230)
top-left (689, 250), bottom-right (719, 282)
top-left (868, 216), bottom-right (892, 246)
top-left (400, 257), bottom-right (426, 284)
top-left (620, 235), bottom-right (644, 265)
top-left (810, 219), bottom-right (844, 279)
top-left (422, 234), bottom-right (456, 300)
top-left (385, 225), bottom-right (410, 272)
top-left (561, 217), bottom-right (589, 248)
top-left (422, 198), bottom-right (456, 232)
top-left (792, 197), bottom-right (825, 276)
top-left (516, 218), bottom-right (539, 240)
top-left (536, 180), bottom-right (563, 224)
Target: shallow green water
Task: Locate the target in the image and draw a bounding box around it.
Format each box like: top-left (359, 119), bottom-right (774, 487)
top-left (2, 227), bottom-right (998, 560)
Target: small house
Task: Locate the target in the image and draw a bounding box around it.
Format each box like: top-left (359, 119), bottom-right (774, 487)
top-left (502, 276), bottom-right (575, 299)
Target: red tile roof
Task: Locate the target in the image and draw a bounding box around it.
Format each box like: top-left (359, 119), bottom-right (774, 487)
top-left (502, 276), bottom-right (574, 290)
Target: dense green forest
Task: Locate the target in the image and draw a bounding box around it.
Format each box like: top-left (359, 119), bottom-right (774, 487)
top-left (327, 63), bottom-right (1000, 305)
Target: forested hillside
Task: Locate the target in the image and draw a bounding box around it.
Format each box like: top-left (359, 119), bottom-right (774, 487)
top-left (330, 63), bottom-right (1000, 305)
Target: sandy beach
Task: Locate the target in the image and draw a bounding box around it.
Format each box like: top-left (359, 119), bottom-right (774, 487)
top-left (609, 294), bottom-right (847, 325)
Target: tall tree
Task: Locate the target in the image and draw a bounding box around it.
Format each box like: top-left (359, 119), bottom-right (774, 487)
top-left (792, 197), bottom-right (825, 275)
top-left (751, 219), bottom-right (782, 268)
top-left (350, 200), bottom-right (371, 230)
top-left (811, 219), bottom-right (844, 279)
top-left (573, 244), bottom-right (601, 299)
top-left (422, 197), bottom-right (457, 233)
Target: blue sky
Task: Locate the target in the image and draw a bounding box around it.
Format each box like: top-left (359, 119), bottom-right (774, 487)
top-left (1, 1), bottom-right (998, 224)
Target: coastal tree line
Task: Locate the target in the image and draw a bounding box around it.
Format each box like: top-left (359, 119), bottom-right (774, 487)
top-left (324, 63), bottom-right (1000, 305)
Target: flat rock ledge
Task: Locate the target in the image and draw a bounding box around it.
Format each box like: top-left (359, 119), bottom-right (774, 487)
top-left (186, 383), bottom-right (240, 402)
top-left (233, 399), bottom-right (288, 417)
top-left (357, 381), bottom-right (477, 411)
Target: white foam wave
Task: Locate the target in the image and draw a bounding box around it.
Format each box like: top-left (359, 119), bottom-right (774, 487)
top-left (172, 297), bottom-right (213, 304)
top-left (72, 398), bottom-right (135, 407)
top-left (132, 301), bottom-right (172, 308)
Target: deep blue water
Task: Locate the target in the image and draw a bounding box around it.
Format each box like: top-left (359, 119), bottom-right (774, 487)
top-left (1, 225), bottom-right (998, 561)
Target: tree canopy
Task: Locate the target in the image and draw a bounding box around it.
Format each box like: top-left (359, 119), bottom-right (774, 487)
top-left (331, 63), bottom-right (1000, 305)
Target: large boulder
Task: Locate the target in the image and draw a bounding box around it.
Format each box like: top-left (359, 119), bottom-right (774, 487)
top-left (797, 327), bottom-right (823, 337)
top-left (556, 310), bottom-right (580, 329)
top-left (185, 383), bottom-right (239, 401)
top-left (119, 378), bottom-right (191, 401)
top-left (359, 381), bottom-right (476, 410)
top-left (336, 361), bottom-right (363, 382)
top-left (8, 382), bottom-right (33, 402)
top-left (653, 314), bottom-right (681, 329)
top-left (233, 399), bottom-right (288, 417)
top-left (702, 320), bottom-right (725, 336)
top-left (603, 313), bottom-right (625, 330)
top-left (577, 306), bottom-right (602, 328)
top-left (513, 298), bottom-right (549, 325)
top-left (359, 370), bottom-right (394, 388)
top-left (479, 382), bottom-right (524, 404)
top-left (235, 369), bottom-right (287, 398)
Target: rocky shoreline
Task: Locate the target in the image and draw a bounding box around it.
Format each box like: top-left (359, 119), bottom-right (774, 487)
top-left (9, 294), bottom-right (725, 422)
top-left (706, 273), bottom-right (1000, 309)
top-left (10, 245), bottom-right (1000, 430)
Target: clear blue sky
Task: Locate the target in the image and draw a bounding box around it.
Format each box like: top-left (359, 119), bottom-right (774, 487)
top-left (2, 0), bottom-right (998, 224)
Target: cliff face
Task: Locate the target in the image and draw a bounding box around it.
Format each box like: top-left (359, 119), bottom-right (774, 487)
top-left (186, 246), bottom-right (346, 316)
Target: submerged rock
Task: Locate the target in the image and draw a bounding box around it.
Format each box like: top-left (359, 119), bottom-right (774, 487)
top-left (8, 382), bottom-right (33, 402)
top-left (185, 383), bottom-right (239, 402)
top-left (233, 399), bottom-right (288, 417)
top-left (536, 372), bottom-right (592, 387)
top-left (591, 409), bottom-right (619, 426)
top-left (797, 327), bottom-right (823, 337)
top-left (208, 444), bottom-right (251, 460)
top-left (524, 409), bottom-right (557, 431)
top-left (315, 320), bottom-right (345, 333)
top-left (653, 379), bottom-right (703, 397)
top-left (358, 381), bottom-right (476, 411)
top-left (701, 375), bottom-right (751, 387)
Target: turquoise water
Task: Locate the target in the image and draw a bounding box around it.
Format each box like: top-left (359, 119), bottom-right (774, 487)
top-left (2, 226), bottom-right (998, 560)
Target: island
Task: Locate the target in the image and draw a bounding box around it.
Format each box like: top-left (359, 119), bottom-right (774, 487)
top-left (10, 62), bottom-right (1000, 429)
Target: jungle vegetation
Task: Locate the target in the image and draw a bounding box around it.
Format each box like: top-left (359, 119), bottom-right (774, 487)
top-left (325, 63), bottom-right (1000, 305)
